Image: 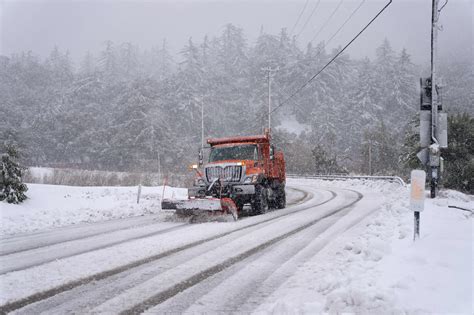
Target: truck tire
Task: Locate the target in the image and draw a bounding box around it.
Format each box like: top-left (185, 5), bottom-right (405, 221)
top-left (276, 185), bottom-right (286, 209)
top-left (251, 185), bottom-right (269, 215)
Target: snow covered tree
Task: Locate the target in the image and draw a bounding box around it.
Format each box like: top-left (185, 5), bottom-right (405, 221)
top-left (399, 115), bottom-right (423, 175)
top-left (0, 139), bottom-right (28, 204)
top-left (311, 144), bottom-right (346, 174)
top-left (45, 46), bottom-right (74, 87)
top-left (374, 39), bottom-right (396, 110)
top-left (79, 51), bottom-right (97, 77)
top-left (3, 29), bottom-right (464, 177)
top-left (119, 42), bottom-right (139, 78)
top-left (217, 24), bottom-right (248, 76)
top-left (400, 113), bottom-right (473, 193)
top-left (440, 57), bottom-right (474, 114)
top-left (442, 113), bottom-right (473, 193)
top-left (99, 40), bottom-right (119, 82)
top-left (147, 39), bottom-right (175, 80)
top-left (393, 49), bottom-right (416, 112)
top-left (361, 120), bottom-right (400, 175)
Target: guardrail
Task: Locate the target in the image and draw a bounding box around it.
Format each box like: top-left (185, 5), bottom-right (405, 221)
top-left (286, 174), bottom-right (406, 187)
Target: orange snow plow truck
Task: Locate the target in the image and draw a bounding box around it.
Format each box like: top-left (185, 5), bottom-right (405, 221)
top-left (161, 130), bottom-right (286, 221)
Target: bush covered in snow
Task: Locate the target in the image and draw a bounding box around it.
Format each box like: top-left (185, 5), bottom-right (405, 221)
top-left (0, 144), bottom-right (28, 204)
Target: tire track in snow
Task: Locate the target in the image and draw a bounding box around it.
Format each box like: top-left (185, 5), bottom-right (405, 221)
top-left (13, 188), bottom-right (313, 314)
top-left (0, 215), bottom-right (174, 256)
top-left (0, 187), bottom-right (309, 275)
top-left (0, 223), bottom-right (188, 275)
top-left (109, 190), bottom-right (363, 314)
top-left (1, 187), bottom-right (307, 258)
top-left (155, 189), bottom-right (377, 314)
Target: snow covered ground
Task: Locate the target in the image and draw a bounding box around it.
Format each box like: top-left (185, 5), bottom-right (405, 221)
top-left (256, 179), bottom-right (473, 314)
top-left (0, 178), bottom-right (471, 314)
top-left (0, 184), bottom-right (187, 236)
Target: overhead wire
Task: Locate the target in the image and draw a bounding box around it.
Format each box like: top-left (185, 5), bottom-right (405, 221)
top-left (295, 0), bottom-right (322, 39)
top-left (243, 0), bottom-right (384, 135)
top-left (309, 0), bottom-right (344, 44)
top-left (324, 0), bottom-right (366, 48)
top-left (289, 0), bottom-right (311, 37)
top-left (269, 0), bottom-right (393, 117)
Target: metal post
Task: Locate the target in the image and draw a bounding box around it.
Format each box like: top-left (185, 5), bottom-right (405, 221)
top-left (430, 0), bottom-right (440, 198)
top-left (137, 184), bottom-right (142, 204)
top-left (368, 140), bottom-right (372, 175)
top-left (268, 69), bottom-right (271, 131)
top-left (201, 97), bottom-right (204, 150)
top-left (414, 211), bottom-right (420, 240)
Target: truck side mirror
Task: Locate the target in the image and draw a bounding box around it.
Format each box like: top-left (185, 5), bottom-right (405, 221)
top-left (198, 149), bottom-right (203, 166)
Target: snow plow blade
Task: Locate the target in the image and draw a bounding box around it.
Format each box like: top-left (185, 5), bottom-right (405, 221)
top-left (161, 197), bottom-right (238, 221)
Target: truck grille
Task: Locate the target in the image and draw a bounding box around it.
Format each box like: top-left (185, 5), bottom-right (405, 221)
top-left (206, 165), bottom-right (242, 182)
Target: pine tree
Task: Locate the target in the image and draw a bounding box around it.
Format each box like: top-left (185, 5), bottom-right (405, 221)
top-left (99, 40), bottom-right (119, 82)
top-left (374, 38), bottom-right (396, 111)
top-left (311, 144), bottom-right (346, 174)
top-left (79, 51), bottom-right (97, 77)
top-left (399, 115), bottom-right (423, 174)
top-left (0, 141), bottom-right (28, 204)
top-left (443, 113), bottom-right (474, 193)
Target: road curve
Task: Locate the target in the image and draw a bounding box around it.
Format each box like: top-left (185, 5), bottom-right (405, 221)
top-left (0, 181), bottom-right (373, 314)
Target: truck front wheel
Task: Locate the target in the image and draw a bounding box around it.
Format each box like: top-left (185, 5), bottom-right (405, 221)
top-left (276, 185), bottom-right (286, 209)
top-left (251, 185), bottom-right (269, 215)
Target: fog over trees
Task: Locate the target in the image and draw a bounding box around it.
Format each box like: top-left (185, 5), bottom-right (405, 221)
top-left (0, 24), bottom-right (472, 177)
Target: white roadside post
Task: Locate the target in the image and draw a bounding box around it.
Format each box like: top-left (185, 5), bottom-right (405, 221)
top-left (137, 183), bottom-right (142, 204)
top-left (410, 170), bottom-right (426, 240)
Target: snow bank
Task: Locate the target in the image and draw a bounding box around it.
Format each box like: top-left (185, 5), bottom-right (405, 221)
top-left (258, 179), bottom-right (473, 314)
top-left (0, 184), bottom-right (187, 236)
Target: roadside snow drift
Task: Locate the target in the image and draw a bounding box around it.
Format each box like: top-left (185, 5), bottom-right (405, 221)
top-left (256, 179), bottom-right (473, 314)
top-left (0, 184), bottom-right (187, 236)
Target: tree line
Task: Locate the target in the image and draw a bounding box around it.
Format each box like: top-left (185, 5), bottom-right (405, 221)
top-left (0, 24), bottom-right (472, 188)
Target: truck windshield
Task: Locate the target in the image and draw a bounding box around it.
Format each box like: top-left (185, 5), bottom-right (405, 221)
top-left (209, 145), bottom-right (258, 162)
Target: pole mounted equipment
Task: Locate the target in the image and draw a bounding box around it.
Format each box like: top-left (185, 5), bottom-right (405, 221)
top-left (417, 0), bottom-right (448, 198)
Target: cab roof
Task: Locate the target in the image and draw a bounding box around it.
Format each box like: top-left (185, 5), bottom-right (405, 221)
top-left (207, 134), bottom-right (270, 146)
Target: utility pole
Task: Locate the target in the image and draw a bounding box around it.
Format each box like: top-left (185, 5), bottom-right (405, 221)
top-left (199, 96), bottom-right (204, 166)
top-left (418, 0), bottom-right (448, 198)
top-left (430, 0), bottom-right (440, 198)
top-left (262, 67), bottom-right (279, 132)
top-left (201, 97), bottom-right (204, 150)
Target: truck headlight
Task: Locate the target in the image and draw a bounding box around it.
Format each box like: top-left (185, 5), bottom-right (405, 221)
top-left (244, 175), bottom-right (258, 184)
top-left (194, 178), bottom-right (205, 186)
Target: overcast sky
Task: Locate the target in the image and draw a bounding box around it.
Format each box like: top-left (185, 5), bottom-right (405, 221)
top-left (1, 0), bottom-right (472, 65)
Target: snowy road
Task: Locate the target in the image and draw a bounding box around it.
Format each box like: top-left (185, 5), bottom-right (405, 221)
top-left (0, 179), bottom-right (383, 314)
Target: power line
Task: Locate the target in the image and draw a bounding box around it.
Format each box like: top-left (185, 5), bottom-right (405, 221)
top-left (310, 0), bottom-right (344, 44)
top-left (242, 0), bottom-right (389, 135)
top-left (289, 0), bottom-right (311, 37)
top-left (325, 0), bottom-right (366, 48)
top-left (290, 0), bottom-right (365, 91)
top-left (270, 0), bottom-right (392, 116)
top-left (295, 0), bottom-right (322, 39)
